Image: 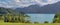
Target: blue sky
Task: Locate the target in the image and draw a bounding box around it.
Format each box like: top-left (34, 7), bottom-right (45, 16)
top-left (0, 0), bottom-right (60, 8)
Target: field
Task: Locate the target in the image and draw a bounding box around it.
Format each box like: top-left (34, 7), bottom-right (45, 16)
top-left (0, 23), bottom-right (60, 25)
top-left (0, 21), bottom-right (60, 25)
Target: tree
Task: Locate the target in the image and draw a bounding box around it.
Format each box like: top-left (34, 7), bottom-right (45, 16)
top-left (53, 13), bottom-right (60, 23)
top-left (0, 15), bottom-right (3, 20)
top-left (34, 22), bottom-right (39, 24)
top-left (44, 21), bottom-right (48, 23)
top-left (24, 20), bottom-right (31, 23)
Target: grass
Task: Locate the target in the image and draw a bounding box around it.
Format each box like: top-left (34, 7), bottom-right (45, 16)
top-left (0, 21), bottom-right (60, 25)
top-left (0, 23), bottom-right (60, 25)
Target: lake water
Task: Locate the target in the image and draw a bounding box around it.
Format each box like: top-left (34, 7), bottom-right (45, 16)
top-left (27, 14), bottom-right (55, 23)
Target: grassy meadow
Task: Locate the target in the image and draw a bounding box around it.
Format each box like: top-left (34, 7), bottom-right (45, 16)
top-left (0, 23), bottom-right (60, 25)
top-left (0, 21), bottom-right (60, 25)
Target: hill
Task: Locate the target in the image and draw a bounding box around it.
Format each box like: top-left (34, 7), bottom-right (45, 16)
top-left (0, 7), bottom-right (30, 23)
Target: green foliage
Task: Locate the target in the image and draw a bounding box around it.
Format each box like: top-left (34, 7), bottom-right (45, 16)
top-left (0, 7), bottom-right (30, 23)
top-left (53, 13), bottom-right (60, 23)
top-left (44, 21), bottom-right (48, 23)
top-left (34, 22), bottom-right (39, 24)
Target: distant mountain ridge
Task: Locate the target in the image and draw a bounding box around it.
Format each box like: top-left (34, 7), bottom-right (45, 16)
top-left (0, 7), bottom-right (24, 15)
top-left (15, 1), bottom-right (60, 14)
top-left (15, 5), bottom-right (41, 14)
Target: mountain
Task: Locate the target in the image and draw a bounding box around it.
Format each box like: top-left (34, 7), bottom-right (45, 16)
top-left (15, 2), bottom-right (60, 14)
top-left (0, 7), bottom-right (20, 15)
top-left (39, 2), bottom-right (60, 14)
top-left (0, 7), bottom-right (29, 17)
top-left (15, 5), bottom-right (41, 14)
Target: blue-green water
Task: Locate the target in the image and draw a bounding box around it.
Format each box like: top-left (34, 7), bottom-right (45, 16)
top-left (27, 14), bottom-right (55, 23)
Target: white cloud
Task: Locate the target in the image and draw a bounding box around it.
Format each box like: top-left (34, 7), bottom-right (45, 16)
top-left (0, 0), bottom-right (60, 8)
top-left (34, 0), bottom-right (60, 6)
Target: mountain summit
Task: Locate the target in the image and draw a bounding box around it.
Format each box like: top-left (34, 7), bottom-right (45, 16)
top-left (15, 1), bottom-right (60, 14)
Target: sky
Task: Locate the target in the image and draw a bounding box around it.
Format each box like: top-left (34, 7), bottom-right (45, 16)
top-left (0, 0), bottom-right (60, 8)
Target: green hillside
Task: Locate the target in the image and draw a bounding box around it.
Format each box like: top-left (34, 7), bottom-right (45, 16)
top-left (0, 7), bottom-right (30, 23)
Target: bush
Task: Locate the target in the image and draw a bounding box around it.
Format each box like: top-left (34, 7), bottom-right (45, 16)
top-left (44, 21), bottom-right (49, 23)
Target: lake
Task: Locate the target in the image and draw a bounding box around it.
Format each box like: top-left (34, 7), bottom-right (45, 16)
top-left (27, 14), bottom-right (55, 23)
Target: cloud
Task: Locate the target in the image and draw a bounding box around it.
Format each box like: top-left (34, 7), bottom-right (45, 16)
top-left (0, 0), bottom-right (60, 8)
top-left (35, 0), bottom-right (60, 6)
